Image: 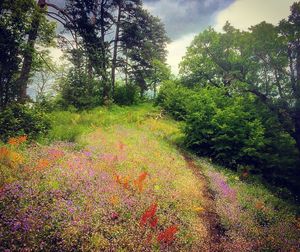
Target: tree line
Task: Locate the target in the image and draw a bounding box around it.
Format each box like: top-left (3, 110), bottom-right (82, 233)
top-left (0, 0), bottom-right (170, 109)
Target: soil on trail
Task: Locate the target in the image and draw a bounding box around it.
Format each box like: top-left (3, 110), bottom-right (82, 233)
top-left (183, 154), bottom-right (225, 252)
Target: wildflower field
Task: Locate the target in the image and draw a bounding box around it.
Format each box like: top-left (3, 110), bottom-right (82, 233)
top-left (0, 104), bottom-right (299, 251)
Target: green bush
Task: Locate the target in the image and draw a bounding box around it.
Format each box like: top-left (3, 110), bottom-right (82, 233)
top-left (156, 80), bottom-right (193, 120)
top-left (158, 84), bottom-right (300, 197)
top-left (113, 84), bottom-right (139, 105)
top-left (61, 69), bottom-right (101, 109)
top-left (184, 87), bottom-right (266, 167)
top-left (0, 103), bottom-right (51, 142)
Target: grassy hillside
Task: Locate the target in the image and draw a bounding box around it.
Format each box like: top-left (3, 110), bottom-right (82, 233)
top-left (0, 104), bottom-right (299, 251)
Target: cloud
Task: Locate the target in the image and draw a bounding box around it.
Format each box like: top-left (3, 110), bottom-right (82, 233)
top-left (166, 0), bottom-right (295, 75)
top-left (214, 0), bottom-right (294, 31)
top-left (166, 33), bottom-right (196, 75)
top-left (144, 0), bottom-right (234, 40)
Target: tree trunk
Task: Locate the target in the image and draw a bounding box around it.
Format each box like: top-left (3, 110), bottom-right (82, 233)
top-left (295, 44), bottom-right (300, 156)
top-left (295, 112), bottom-right (300, 155)
top-left (100, 0), bottom-right (109, 103)
top-left (125, 51), bottom-right (128, 86)
top-left (153, 82), bottom-right (157, 98)
top-left (16, 13), bottom-right (41, 102)
top-left (111, 3), bottom-right (122, 97)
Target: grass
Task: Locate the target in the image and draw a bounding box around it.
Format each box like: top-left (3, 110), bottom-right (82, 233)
top-left (0, 103), bottom-right (299, 251)
top-left (196, 158), bottom-right (300, 251)
top-left (0, 104), bottom-right (209, 251)
top-left (42, 103), bottom-right (158, 143)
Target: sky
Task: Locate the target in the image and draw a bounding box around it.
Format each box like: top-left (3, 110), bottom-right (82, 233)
top-left (146, 0), bottom-right (295, 74)
top-left (48, 0), bottom-right (296, 75)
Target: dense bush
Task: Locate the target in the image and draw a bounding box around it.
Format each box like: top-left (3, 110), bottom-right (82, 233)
top-left (61, 69), bottom-right (101, 109)
top-left (184, 87), bottom-right (266, 167)
top-left (0, 103), bottom-right (51, 142)
top-left (156, 80), bottom-right (194, 120)
top-left (157, 82), bottom-right (300, 197)
top-left (113, 83), bottom-right (140, 105)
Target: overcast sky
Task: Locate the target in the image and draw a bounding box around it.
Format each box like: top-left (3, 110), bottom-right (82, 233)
top-left (151, 0), bottom-right (295, 74)
top-left (48, 0), bottom-right (296, 75)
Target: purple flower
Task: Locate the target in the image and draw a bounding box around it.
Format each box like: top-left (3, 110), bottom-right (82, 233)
top-left (11, 221), bottom-right (22, 232)
top-left (208, 171), bottom-right (236, 200)
top-left (83, 151), bottom-right (92, 158)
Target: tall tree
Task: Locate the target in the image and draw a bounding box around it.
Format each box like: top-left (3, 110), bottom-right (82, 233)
top-left (64, 0), bottom-right (114, 102)
top-left (148, 59), bottom-right (171, 98)
top-left (111, 0), bottom-right (142, 96)
top-left (279, 2), bottom-right (300, 154)
top-left (121, 7), bottom-right (169, 96)
top-left (0, 0), bottom-right (55, 108)
top-left (30, 50), bottom-right (57, 101)
top-left (180, 2), bottom-right (300, 156)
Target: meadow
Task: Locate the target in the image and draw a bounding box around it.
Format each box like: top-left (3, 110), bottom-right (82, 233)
top-left (0, 104), bottom-right (299, 251)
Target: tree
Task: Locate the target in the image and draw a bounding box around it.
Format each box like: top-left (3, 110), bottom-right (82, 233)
top-left (148, 59), bottom-right (171, 98)
top-left (111, 0), bottom-right (142, 96)
top-left (179, 2), bottom-right (300, 156)
top-left (0, 0), bottom-right (56, 109)
top-left (278, 2), bottom-right (300, 155)
top-left (121, 7), bottom-right (169, 97)
top-left (30, 50), bottom-right (57, 101)
top-left (25, 0), bottom-right (170, 106)
top-left (64, 0), bottom-right (114, 102)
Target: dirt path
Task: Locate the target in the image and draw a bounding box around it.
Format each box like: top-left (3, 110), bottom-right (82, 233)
top-left (183, 154), bottom-right (225, 252)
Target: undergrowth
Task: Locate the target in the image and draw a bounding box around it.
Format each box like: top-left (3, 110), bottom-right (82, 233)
top-left (0, 104), bottom-right (299, 251)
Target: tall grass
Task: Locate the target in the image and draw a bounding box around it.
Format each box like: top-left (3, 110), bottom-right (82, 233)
top-left (41, 103), bottom-right (158, 143)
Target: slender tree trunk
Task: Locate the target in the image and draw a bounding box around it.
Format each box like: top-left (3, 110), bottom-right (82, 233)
top-left (295, 111), bottom-right (300, 154)
top-left (111, 3), bottom-right (122, 97)
top-left (16, 13), bottom-right (41, 102)
top-left (288, 47), bottom-right (296, 93)
top-left (125, 51), bottom-right (128, 86)
top-left (295, 44), bottom-right (300, 156)
top-left (0, 76), bottom-right (3, 109)
top-left (100, 0), bottom-right (109, 103)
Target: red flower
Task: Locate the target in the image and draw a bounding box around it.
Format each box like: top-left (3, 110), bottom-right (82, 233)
top-left (140, 203), bottom-right (157, 226)
top-left (114, 174), bottom-right (122, 184)
top-left (149, 217), bottom-right (158, 228)
top-left (157, 225), bottom-right (178, 244)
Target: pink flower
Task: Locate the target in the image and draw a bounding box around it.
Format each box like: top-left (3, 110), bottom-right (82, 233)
top-left (111, 212), bottom-right (119, 220)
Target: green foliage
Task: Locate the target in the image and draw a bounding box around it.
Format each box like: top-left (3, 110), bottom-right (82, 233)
top-left (0, 103), bottom-right (51, 142)
top-left (0, 0), bottom-right (56, 109)
top-left (122, 7), bottom-right (169, 95)
top-left (170, 4), bottom-right (300, 198)
top-left (184, 87), bottom-right (265, 167)
top-left (44, 103), bottom-right (156, 143)
top-left (179, 15), bottom-right (300, 157)
top-left (0, 0), bottom-right (35, 107)
top-left (156, 80), bottom-right (193, 120)
top-left (113, 83), bottom-right (140, 105)
top-left (60, 69), bottom-right (101, 109)
top-left (158, 82), bottom-right (300, 197)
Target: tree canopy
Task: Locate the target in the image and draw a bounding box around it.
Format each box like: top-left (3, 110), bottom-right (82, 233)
top-left (180, 2), bottom-right (300, 156)
top-left (0, 0), bottom-right (170, 109)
